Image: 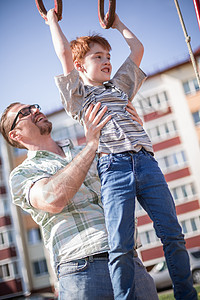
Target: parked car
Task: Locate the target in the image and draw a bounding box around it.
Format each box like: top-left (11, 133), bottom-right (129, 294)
top-left (149, 247), bottom-right (200, 290)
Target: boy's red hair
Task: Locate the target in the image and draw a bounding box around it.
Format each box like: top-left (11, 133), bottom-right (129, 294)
top-left (70, 34), bottom-right (111, 62)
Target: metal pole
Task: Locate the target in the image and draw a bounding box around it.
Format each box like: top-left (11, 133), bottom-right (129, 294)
top-left (193, 0), bottom-right (200, 30)
top-left (174, 0), bottom-right (200, 88)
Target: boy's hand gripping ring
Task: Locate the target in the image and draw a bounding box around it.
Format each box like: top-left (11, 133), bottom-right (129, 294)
top-left (98, 0), bottom-right (116, 29)
top-left (35, 0), bottom-right (62, 21)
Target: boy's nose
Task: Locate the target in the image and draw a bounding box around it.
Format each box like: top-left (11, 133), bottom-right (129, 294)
top-left (104, 58), bottom-right (111, 65)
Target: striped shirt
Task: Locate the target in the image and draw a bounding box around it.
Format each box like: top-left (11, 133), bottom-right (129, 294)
top-left (9, 140), bottom-right (109, 272)
top-left (55, 57), bottom-right (153, 154)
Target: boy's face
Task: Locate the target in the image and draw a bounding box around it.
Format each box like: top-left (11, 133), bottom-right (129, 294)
top-left (80, 43), bottom-right (112, 86)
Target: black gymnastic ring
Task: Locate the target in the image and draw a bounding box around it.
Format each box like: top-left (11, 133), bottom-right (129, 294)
top-left (35, 0), bottom-right (62, 21)
top-left (98, 0), bottom-right (116, 29)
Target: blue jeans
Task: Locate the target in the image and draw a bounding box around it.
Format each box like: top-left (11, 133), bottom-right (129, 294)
top-left (97, 149), bottom-right (197, 300)
top-left (57, 254), bottom-right (159, 300)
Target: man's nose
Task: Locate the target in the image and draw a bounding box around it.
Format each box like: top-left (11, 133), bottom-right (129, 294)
top-left (32, 107), bottom-right (40, 115)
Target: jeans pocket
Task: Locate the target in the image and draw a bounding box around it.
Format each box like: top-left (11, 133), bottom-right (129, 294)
top-left (97, 156), bottom-right (112, 178)
top-left (58, 259), bottom-right (88, 277)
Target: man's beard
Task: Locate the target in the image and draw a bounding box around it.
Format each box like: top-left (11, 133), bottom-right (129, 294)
top-left (38, 120), bottom-right (52, 135)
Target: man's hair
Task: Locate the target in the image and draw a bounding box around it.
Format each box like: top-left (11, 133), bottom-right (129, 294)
top-left (70, 34), bottom-right (112, 62)
top-left (0, 102), bottom-right (26, 149)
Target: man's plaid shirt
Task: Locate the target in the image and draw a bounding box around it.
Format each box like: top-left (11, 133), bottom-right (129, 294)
top-left (9, 139), bottom-right (109, 272)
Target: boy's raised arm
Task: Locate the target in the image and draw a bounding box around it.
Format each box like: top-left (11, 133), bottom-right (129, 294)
top-left (111, 14), bottom-right (144, 67)
top-left (46, 9), bottom-right (74, 75)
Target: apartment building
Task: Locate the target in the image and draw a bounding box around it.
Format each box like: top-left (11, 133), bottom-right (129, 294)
top-left (0, 142), bottom-right (56, 299)
top-left (134, 47), bottom-right (200, 268)
top-left (0, 139), bottom-right (29, 299)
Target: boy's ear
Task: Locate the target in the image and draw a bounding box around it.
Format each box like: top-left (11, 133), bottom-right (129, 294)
top-left (74, 60), bottom-right (85, 72)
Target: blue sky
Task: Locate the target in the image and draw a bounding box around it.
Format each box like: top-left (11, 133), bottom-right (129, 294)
top-left (0, 0), bottom-right (199, 115)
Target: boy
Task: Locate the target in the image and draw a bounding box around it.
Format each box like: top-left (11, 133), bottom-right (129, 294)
top-left (46, 9), bottom-right (197, 300)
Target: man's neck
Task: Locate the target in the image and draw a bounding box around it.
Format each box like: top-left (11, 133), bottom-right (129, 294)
top-left (27, 136), bottom-right (65, 157)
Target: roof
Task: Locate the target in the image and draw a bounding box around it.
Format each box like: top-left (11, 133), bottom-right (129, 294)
top-left (147, 46), bottom-right (200, 78)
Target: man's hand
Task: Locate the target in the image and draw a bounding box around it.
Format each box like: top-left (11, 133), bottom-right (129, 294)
top-left (126, 101), bottom-right (143, 126)
top-left (30, 102), bottom-right (111, 213)
top-left (84, 102), bottom-right (111, 150)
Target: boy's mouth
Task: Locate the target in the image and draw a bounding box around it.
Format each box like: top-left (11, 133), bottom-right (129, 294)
top-left (102, 67), bottom-right (110, 73)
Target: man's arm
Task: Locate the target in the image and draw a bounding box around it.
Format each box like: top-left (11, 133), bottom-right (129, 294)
top-left (46, 9), bottom-right (74, 75)
top-left (111, 14), bottom-right (144, 67)
top-left (29, 103), bottom-right (111, 213)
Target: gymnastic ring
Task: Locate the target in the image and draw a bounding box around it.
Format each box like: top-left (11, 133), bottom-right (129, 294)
top-left (98, 0), bottom-right (116, 29)
top-left (35, 0), bottom-right (62, 21)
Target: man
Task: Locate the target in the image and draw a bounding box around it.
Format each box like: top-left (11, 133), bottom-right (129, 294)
top-left (0, 101), bottom-right (159, 299)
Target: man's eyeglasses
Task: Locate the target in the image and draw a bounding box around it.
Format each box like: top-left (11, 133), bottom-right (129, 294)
top-left (10, 104), bottom-right (41, 131)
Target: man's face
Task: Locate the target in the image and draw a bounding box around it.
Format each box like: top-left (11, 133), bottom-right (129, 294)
top-left (8, 103), bottom-right (52, 138)
top-left (81, 43), bottom-right (112, 86)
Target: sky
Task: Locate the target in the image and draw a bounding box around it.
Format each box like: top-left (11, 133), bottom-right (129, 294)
top-left (0, 0), bottom-right (199, 116)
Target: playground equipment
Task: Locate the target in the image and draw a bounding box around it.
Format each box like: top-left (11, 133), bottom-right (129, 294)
top-left (98, 0), bottom-right (116, 29)
top-left (35, 0), bottom-right (116, 29)
top-left (34, 0), bottom-right (199, 87)
top-left (174, 0), bottom-right (200, 88)
top-left (193, 0), bottom-right (200, 30)
top-left (35, 0), bottom-right (62, 21)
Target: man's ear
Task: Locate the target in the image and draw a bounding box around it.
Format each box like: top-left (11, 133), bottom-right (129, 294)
top-left (74, 60), bottom-right (85, 73)
top-left (9, 130), bottom-right (22, 143)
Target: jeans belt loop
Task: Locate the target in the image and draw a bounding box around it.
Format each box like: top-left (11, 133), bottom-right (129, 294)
top-left (88, 255), bottom-right (94, 263)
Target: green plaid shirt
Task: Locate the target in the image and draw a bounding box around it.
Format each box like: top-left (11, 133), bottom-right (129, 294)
top-left (9, 139), bottom-right (109, 272)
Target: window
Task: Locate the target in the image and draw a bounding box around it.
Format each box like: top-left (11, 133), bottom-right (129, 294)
top-left (136, 91), bottom-right (170, 114)
top-left (0, 168), bottom-right (3, 182)
top-left (33, 259), bottom-right (48, 276)
top-left (191, 218), bottom-right (197, 231)
top-left (13, 261), bottom-right (19, 276)
top-left (183, 78), bottom-right (200, 95)
top-left (0, 264), bottom-right (10, 279)
top-left (140, 229), bottom-right (159, 246)
top-left (0, 230), bottom-right (14, 247)
top-left (147, 119), bottom-right (178, 143)
top-left (171, 182), bottom-right (196, 202)
top-left (0, 233), bottom-right (5, 245)
top-left (180, 216), bottom-right (200, 235)
top-left (192, 110), bottom-right (200, 126)
top-left (27, 228), bottom-right (42, 244)
top-left (157, 150), bottom-right (187, 172)
top-left (0, 261), bottom-right (20, 281)
top-left (181, 221), bottom-right (187, 233)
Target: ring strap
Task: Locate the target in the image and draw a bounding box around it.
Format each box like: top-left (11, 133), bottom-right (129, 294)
top-left (98, 0), bottom-right (116, 29)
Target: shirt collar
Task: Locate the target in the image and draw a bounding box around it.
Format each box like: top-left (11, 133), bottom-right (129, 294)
top-left (85, 81), bottom-right (114, 97)
top-left (27, 139), bottom-right (73, 159)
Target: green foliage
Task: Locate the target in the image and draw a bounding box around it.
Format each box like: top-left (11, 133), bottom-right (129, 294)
top-left (158, 285), bottom-right (200, 300)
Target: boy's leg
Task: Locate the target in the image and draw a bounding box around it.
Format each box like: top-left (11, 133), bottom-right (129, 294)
top-left (134, 149), bottom-right (197, 300)
top-left (97, 153), bottom-right (137, 300)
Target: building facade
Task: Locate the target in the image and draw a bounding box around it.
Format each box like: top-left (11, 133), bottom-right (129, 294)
top-left (0, 139), bottom-right (29, 299)
top-left (134, 48), bottom-right (200, 268)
